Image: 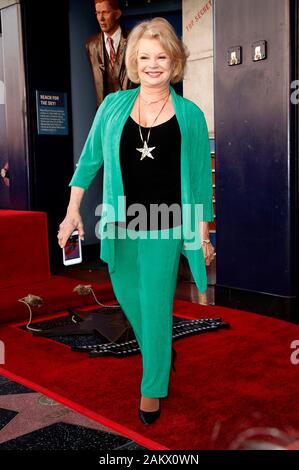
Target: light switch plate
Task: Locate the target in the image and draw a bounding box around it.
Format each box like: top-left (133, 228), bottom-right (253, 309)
top-left (252, 40), bottom-right (267, 61)
top-left (227, 46), bottom-right (242, 66)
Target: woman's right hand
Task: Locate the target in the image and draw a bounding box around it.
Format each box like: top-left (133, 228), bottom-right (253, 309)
top-left (57, 209), bottom-right (85, 249)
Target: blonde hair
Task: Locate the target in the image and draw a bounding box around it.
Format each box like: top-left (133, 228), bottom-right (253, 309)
top-left (125, 17), bottom-right (189, 84)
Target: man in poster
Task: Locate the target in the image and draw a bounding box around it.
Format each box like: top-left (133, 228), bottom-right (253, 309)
top-left (85, 0), bottom-right (135, 107)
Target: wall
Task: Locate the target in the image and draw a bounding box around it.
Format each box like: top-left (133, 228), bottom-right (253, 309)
top-left (21, 0), bottom-right (74, 271)
top-left (182, 0), bottom-right (214, 135)
top-left (214, 0), bottom-right (297, 319)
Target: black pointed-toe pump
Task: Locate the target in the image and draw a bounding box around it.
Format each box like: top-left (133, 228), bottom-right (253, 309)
top-left (139, 404), bottom-right (161, 425)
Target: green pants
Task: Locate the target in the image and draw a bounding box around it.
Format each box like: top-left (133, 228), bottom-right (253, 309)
top-left (109, 223), bottom-right (183, 398)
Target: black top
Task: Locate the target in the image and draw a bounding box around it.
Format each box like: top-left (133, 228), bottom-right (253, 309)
top-left (117, 114), bottom-right (182, 230)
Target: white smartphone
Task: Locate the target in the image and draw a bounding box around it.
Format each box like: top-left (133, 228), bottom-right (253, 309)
top-left (62, 230), bottom-right (82, 266)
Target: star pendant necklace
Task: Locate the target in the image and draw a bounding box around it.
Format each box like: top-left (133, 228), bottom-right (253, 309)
top-left (136, 90), bottom-right (170, 161)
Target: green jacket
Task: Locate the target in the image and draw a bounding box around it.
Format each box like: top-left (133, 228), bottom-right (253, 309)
top-left (69, 85), bottom-right (213, 293)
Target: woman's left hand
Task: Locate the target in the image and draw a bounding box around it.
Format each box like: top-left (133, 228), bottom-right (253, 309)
top-left (202, 241), bottom-right (215, 266)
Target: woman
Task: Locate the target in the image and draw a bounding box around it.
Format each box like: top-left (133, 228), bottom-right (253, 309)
top-left (58, 17), bottom-right (215, 425)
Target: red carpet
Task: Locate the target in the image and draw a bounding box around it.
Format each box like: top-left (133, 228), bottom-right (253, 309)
top-left (1, 300), bottom-right (299, 450)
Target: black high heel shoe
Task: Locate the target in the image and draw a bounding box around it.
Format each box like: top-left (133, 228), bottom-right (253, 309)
top-left (139, 401), bottom-right (161, 425)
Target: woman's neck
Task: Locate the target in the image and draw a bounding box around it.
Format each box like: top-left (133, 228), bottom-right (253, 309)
top-left (139, 84), bottom-right (170, 103)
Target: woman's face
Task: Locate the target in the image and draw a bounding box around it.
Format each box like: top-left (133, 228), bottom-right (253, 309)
top-left (136, 37), bottom-right (173, 88)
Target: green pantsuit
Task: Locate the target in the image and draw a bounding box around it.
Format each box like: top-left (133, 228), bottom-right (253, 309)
top-left (108, 223), bottom-right (183, 398)
top-left (68, 85), bottom-right (214, 396)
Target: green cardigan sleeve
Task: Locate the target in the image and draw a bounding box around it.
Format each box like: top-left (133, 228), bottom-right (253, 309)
top-left (191, 110), bottom-right (214, 222)
top-left (68, 95), bottom-right (110, 190)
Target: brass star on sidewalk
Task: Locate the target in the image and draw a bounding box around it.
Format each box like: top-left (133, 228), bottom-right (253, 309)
top-left (0, 392), bottom-right (120, 444)
top-left (136, 141), bottom-right (155, 161)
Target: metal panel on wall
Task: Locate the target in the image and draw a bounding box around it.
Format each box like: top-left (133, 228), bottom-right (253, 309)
top-left (214, 0), bottom-right (296, 299)
top-left (0, 2), bottom-right (28, 209)
top-left (0, 19), bottom-right (9, 208)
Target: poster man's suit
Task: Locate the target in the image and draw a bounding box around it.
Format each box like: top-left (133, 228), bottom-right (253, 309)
top-left (85, 26), bottom-right (134, 107)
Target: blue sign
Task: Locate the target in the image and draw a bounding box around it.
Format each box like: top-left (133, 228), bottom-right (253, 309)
top-left (36, 91), bottom-right (68, 135)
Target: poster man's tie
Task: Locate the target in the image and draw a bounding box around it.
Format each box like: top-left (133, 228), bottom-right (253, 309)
top-left (108, 36), bottom-right (116, 67)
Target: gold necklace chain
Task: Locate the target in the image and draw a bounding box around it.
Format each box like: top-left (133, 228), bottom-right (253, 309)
top-left (138, 91), bottom-right (170, 144)
top-left (140, 93), bottom-right (170, 105)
